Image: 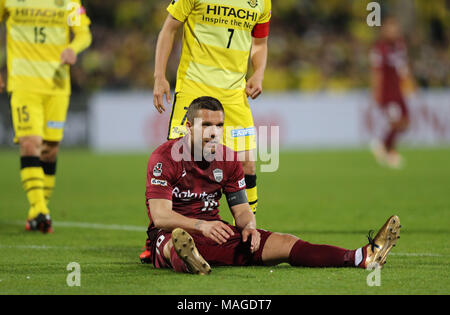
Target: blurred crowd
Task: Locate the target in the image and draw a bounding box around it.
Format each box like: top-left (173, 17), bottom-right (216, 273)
top-left (1, 0), bottom-right (448, 92)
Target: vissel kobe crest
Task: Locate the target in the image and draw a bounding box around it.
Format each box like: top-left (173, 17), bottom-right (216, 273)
top-left (213, 169), bottom-right (223, 183)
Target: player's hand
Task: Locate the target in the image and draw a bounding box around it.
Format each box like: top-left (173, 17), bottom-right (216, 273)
top-left (242, 227), bottom-right (260, 253)
top-left (0, 74), bottom-right (5, 93)
top-left (153, 76), bottom-right (171, 114)
top-left (246, 73), bottom-right (263, 100)
top-left (60, 48), bottom-right (77, 66)
top-left (199, 221), bottom-right (235, 245)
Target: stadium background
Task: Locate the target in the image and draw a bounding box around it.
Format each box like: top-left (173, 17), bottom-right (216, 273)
top-left (0, 0), bottom-right (449, 295)
top-left (0, 0), bottom-right (448, 148)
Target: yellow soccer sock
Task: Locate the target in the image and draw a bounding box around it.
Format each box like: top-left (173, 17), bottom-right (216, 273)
top-left (20, 157), bottom-right (49, 220)
top-left (41, 161), bottom-right (57, 204)
top-left (43, 174), bottom-right (56, 204)
top-left (245, 175), bottom-right (258, 215)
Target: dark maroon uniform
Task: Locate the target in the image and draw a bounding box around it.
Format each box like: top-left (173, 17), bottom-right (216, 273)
top-left (371, 39), bottom-right (409, 120)
top-left (144, 137), bottom-right (272, 269)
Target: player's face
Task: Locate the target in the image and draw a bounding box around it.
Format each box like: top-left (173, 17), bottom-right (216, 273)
top-left (188, 109), bottom-right (224, 155)
top-left (383, 19), bottom-right (401, 40)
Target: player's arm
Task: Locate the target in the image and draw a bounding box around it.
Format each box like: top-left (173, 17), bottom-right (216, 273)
top-left (149, 198), bottom-right (234, 245)
top-left (246, 0), bottom-right (271, 100)
top-left (246, 36), bottom-right (268, 100)
top-left (153, 15), bottom-right (183, 113)
top-left (231, 203), bottom-right (260, 253)
top-left (62, 2), bottom-right (92, 66)
top-left (227, 190), bottom-right (260, 253)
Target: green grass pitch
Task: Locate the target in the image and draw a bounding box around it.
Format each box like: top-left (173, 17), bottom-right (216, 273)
top-left (0, 148), bottom-right (449, 295)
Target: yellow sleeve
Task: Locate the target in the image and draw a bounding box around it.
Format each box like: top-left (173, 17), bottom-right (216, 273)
top-left (258, 0), bottom-right (272, 24)
top-left (167, 0), bottom-right (195, 23)
top-left (68, 1), bottom-right (92, 54)
top-left (0, 0), bottom-right (6, 23)
top-left (69, 26), bottom-right (92, 54)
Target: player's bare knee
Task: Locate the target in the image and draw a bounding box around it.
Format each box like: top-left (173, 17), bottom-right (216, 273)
top-left (262, 233), bottom-right (300, 266)
top-left (19, 136), bottom-right (42, 156)
top-left (41, 141), bottom-right (60, 162)
top-left (282, 233), bottom-right (301, 248)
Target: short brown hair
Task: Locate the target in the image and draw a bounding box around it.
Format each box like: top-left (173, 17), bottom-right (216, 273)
top-left (186, 96), bottom-right (224, 123)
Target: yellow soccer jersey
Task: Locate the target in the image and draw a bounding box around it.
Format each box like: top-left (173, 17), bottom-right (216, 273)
top-left (0, 0), bottom-right (91, 95)
top-left (168, 0), bottom-right (271, 103)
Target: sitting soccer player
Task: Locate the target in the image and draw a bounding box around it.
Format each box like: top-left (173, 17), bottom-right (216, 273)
top-left (141, 96), bottom-right (401, 274)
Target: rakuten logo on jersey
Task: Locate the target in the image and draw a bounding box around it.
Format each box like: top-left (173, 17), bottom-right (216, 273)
top-left (172, 186), bottom-right (218, 201)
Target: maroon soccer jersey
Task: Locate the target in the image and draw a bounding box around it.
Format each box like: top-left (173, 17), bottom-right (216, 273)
top-left (370, 39), bottom-right (409, 103)
top-left (145, 137), bottom-right (246, 224)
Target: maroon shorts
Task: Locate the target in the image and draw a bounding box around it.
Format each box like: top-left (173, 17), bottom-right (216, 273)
top-left (151, 224), bottom-right (273, 269)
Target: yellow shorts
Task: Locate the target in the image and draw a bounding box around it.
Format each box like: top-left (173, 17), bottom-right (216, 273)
top-left (10, 91), bottom-right (70, 143)
top-left (167, 93), bottom-right (257, 152)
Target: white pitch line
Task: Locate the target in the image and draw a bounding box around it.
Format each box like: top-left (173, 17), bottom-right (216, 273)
top-left (6, 220), bottom-right (146, 232)
top-left (0, 244), bottom-right (135, 251)
top-left (52, 221), bottom-right (146, 232)
top-left (1, 221), bottom-right (448, 258)
top-left (390, 253), bottom-right (445, 257)
top-left (0, 244), bottom-right (72, 250)
top-left (0, 244), bottom-right (445, 258)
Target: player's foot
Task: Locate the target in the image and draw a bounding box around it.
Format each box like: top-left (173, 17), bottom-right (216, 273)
top-left (370, 139), bottom-right (387, 165)
top-left (172, 228), bottom-right (211, 275)
top-left (386, 151), bottom-right (405, 169)
top-left (139, 249), bottom-right (152, 264)
top-left (25, 213), bottom-right (53, 234)
top-left (359, 215), bottom-right (401, 269)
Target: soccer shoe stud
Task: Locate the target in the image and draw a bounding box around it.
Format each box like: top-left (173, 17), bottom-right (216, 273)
top-left (362, 215), bottom-right (401, 269)
top-left (172, 228), bottom-right (211, 275)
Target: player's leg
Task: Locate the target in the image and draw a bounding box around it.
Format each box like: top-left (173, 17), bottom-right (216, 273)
top-left (10, 92), bottom-right (51, 232)
top-left (223, 97), bottom-right (259, 215)
top-left (167, 93), bottom-right (196, 140)
top-left (40, 141), bottom-right (59, 204)
top-left (383, 100), bottom-right (409, 168)
top-left (41, 94), bottom-right (70, 206)
top-left (144, 230), bottom-right (189, 272)
top-left (170, 228), bottom-right (211, 274)
top-left (153, 229), bottom-right (211, 274)
top-left (261, 232), bottom-right (358, 267)
top-left (164, 225), bottom-right (268, 273)
top-left (262, 216), bottom-right (401, 269)
top-left (238, 150), bottom-right (258, 215)
top-left (158, 224), bottom-right (254, 274)
top-left (20, 136), bottom-right (49, 223)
